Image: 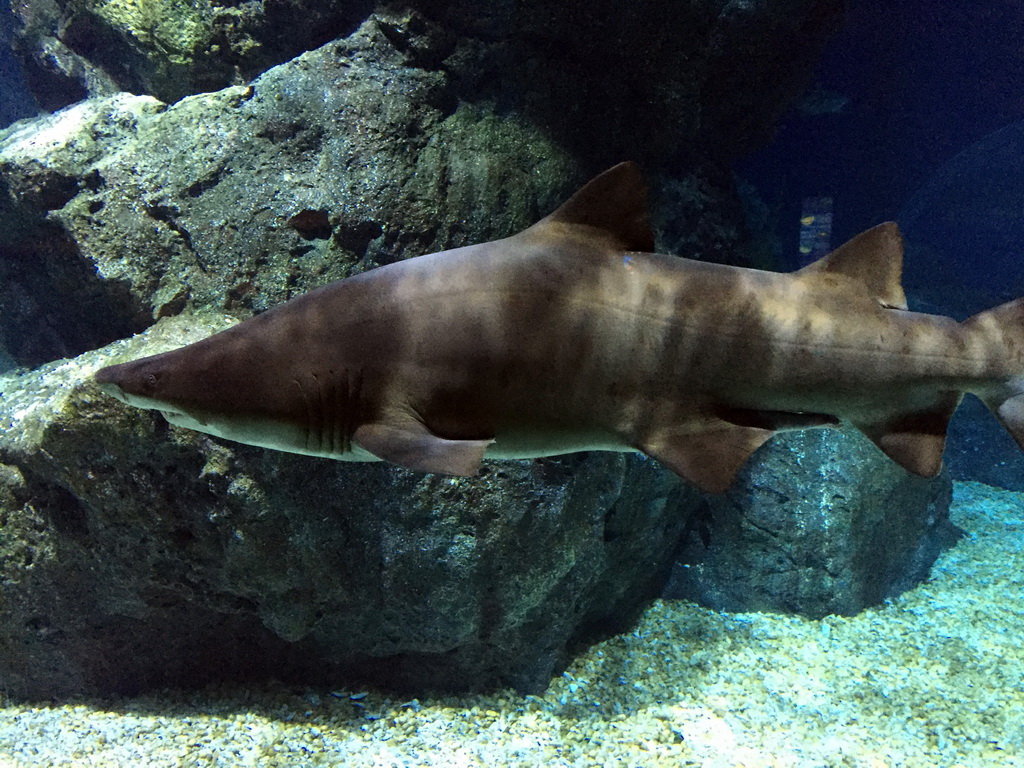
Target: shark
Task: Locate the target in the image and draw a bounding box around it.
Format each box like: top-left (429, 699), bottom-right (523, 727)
top-left (94, 162), bottom-right (1024, 493)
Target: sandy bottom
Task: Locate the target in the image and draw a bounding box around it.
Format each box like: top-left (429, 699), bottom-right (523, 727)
top-left (1, 480), bottom-right (1021, 768)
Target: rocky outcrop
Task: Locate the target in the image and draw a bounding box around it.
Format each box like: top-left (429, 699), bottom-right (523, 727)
top-left (10, 0), bottom-right (377, 108)
top-left (0, 3), bottom-right (845, 368)
top-left (666, 428), bottom-right (962, 618)
top-left (0, 20), bottom-right (579, 366)
top-left (10, 0), bottom-right (843, 163)
top-left (0, 314), bottom-right (696, 698)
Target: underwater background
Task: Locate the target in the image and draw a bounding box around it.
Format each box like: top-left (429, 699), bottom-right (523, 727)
top-left (0, 0), bottom-right (1023, 765)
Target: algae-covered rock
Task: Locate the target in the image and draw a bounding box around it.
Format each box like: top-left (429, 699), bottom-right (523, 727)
top-left (0, 14), bottom-right (576, 367)
top-left (12, 0), bottom-right (266, 105)
top-left (0, 92), bottom-right (168, 365)
top-left (10, 0), bottom-right (842, 160)
top-left (0, 1), bottom-right (843, 366)
top-left (0, 316), bottom-right (694, 698)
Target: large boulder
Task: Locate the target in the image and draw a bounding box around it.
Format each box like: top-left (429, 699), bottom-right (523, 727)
top-left (0, 15), bottom-right (579, 367)
top-left (0, 3), bottom-right (845, 368)
top-left (0, 313), bottom-right (696, 698)
top-left (666, 428), bottom-right (962, 618)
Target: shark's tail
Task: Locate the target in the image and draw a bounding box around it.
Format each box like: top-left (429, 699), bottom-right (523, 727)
top-left (965, 297), bottom-right (1024, 451)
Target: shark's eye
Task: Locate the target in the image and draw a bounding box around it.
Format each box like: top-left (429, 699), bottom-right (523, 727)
top-left (145, 372), bottom-right (160, 390)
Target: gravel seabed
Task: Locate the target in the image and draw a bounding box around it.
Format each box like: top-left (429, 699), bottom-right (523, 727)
top-left (1, 480), bottom-right (1022, 768)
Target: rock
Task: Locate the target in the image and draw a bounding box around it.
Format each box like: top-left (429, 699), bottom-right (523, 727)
top-left (9, 0), bottom-right (843, 158)
top-left (10, 0), bottom-right (377, 107)
top-left (665, 428), bottom-right (962, 619)
top-left (0, 16), bottom-right (579, 366)
top-left (0, 93), bottom-right (168, 366)
top-left (0, 315), bottom-right (695, 698)
top-left (0, 2), bottom-right (844, 367)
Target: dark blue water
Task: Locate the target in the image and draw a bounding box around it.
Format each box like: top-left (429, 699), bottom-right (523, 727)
top-left (740, 0), bottom-right (1024, 287)
top-left (899, 121), bottom-right (1024, 315)
top-left (740, 0), bottom-right (1024, 488)
top-left (0, 3), bottom-right (36, 127)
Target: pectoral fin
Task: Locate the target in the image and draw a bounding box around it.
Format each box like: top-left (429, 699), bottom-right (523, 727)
top-left (636, 421), bottom-right (776, 494)
top-left (353, 421), bottom-right (494, 476)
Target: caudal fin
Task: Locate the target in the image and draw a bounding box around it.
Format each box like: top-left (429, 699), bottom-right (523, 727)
top-left (966, 297), bottom-right (1024, 450)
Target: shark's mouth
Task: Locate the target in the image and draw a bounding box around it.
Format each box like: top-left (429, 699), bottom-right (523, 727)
top-left (160, 409), bottom-right (208, 428)
top-left (96, 379), bottom-right (192, 424)
top-left (95, 380), bottom-right (126, 402)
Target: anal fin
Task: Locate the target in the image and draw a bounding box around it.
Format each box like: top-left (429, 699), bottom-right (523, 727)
top-left (353, 420), bottom-right (494, 476)
top-left (851, 392), bottom-right (962, 477)
top-left (636, 421), bottom-right (775, 494)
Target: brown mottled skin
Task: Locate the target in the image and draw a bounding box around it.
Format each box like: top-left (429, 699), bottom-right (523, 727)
top-left (95, 163), bottom-right (1024, 493)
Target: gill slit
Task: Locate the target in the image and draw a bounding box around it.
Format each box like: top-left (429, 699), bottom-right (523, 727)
top-left (343, 368), bottom-right (363, 454)
top-left (293, 377), bottom-right (314, 452)
top-left (314, 372), bottom-right (331, 453)
top-left (294, 369), bottom-right (363, 455)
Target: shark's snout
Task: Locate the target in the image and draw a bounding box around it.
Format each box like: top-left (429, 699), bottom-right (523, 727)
top-left (93, 361), bottom-right (167, 411)
top-left (94, 365), bottom-right (127, 401)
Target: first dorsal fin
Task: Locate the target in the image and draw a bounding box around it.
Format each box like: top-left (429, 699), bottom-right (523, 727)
top-left (538, 161), bottom-right (656, 252)
top-left (798, 222), bottom-right (908, 310)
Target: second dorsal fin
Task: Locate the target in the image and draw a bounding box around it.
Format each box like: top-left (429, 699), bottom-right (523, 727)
top-left (536, 162), bottom-right (656, 252)
top-left (798, 222), bottom-right (908, 310)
